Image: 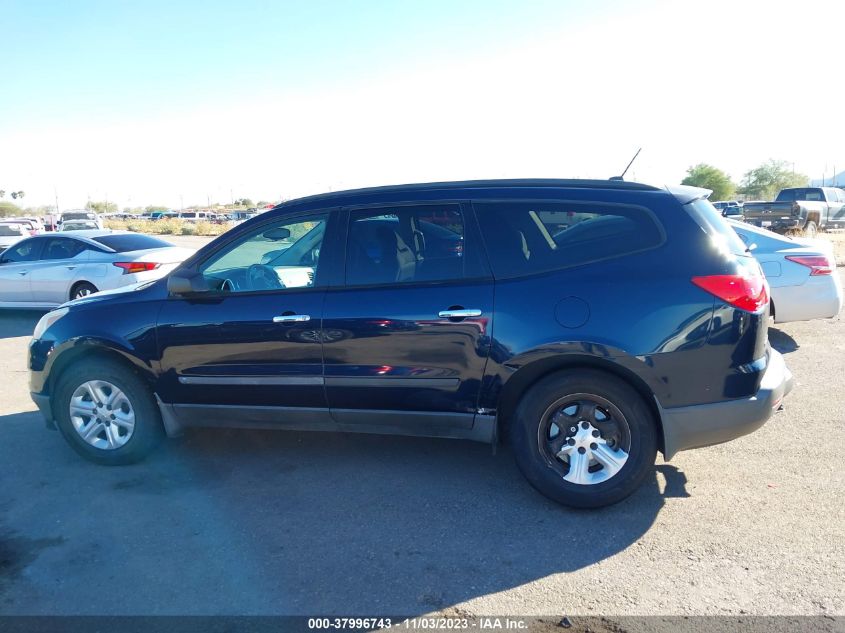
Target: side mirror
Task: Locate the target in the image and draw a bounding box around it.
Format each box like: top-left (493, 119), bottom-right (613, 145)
top-left (167, 270), bottom-right (210, 295)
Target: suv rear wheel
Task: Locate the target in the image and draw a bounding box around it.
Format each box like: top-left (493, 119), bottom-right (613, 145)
top-left (510, 369), bottom-right (657, 508)
top-left (53, 358), bottom-right (164, 465)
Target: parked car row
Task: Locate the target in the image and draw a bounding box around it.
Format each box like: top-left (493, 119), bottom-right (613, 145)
top-left (22, 178), bottom-right (819, 510)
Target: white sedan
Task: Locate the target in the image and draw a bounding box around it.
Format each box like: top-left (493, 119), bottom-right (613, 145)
top-left (0, 230), bottom-right (194, 308)
top-left (730, 220), bottom-right (842, 323)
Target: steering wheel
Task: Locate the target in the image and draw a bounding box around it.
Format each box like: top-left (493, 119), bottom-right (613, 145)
top-left (246, 264), bottom-right (285, 291)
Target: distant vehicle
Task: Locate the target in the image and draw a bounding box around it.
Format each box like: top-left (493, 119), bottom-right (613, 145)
top-left (13, 217), bottom-right (46, 232)
top-left (230, 210), bottom-right (257, 223)
top-left (43, 213), bottom-right (61, 231)
top-left (60, 220), bottom-right (101, 232)
top-left (712, 201), bottom-right (744, 219)
top-left (0, 223), bottom-right (28, 252)
top-left (6, 218), bottom-right (40, 236)
top-left (729, 220), bottom-right (842, 323)
top-left (742, 187), bottom-right (845, 237)
top-left (59, 211), bottom-right (103, 230)
top-left (0, 230), bottom-right (195, 308)
top-left (150, 212), bottom-right (179, 221)
top-left (177, 211), bottom-right (212, 222)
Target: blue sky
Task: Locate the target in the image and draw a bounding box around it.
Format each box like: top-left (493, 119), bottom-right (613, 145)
top-left (2, 0), bottom-right (844, 208)
top-left (3, 0), bottom-right (594, 125)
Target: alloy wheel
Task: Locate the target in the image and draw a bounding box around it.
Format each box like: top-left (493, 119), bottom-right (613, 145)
top-left (68, 380), bottom-right (136, 450)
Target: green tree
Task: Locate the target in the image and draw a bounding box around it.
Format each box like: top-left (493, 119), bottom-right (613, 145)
top-left (737, 160), bottom-right (808, 200)
top-left (0, 201), bottom-right (22, 217)
top-left (234, 197), bottom-right (254, 207)
top-left (86, 200), bottom-right (118, 213)
top-left (10, 191), bottom-right (24, 200)
top-left (681, 164), bottom-right (736, 201)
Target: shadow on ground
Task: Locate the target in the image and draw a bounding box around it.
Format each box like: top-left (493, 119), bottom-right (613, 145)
top-left (768, 327), bottom-right (799, 355)
top-left (0, 410), bottom-right (684, 615)
top-left (0, 310), bottom-right (44, 340)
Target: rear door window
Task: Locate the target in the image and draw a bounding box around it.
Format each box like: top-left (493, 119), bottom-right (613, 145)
top-left (345, 205), bottom-right (486, 285)
top-left (474, 201), bottom-right (664, 278)
top-left (41, 237), bottom-right (87, 260)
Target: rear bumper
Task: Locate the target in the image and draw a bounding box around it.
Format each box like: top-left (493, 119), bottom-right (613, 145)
top-left (772, 276), bottom-right (843, 323)
top-left (660, 348), bottom-right (793, 459)
top-left (746, 217), bottom-right (801, 232)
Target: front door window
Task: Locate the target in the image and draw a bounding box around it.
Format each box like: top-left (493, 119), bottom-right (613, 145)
top-left (200, 213), bottom-right (328, 293)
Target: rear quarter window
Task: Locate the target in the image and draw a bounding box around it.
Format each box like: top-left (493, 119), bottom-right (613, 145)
top-left (474, 201), bottom-right (664, 278)
top-left (685, 199), bottom-right (750, 258)
top-left (92, 234), bottom-right (172, 252)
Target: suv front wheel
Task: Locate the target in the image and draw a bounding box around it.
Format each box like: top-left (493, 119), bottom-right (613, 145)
top-left (53, 358), bottom-right (164, 465)
top-left (510, 369), bottom-right (657, 508)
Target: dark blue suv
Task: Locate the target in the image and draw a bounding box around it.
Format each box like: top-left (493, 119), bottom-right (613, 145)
top-left (28, 180), bottom-right (793, 507)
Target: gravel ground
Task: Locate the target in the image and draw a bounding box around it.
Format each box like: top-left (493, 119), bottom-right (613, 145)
top-left (0, 273), bottom-right (842, 619)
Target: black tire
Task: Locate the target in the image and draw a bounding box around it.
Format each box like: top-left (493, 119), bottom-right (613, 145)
top-left (53, 358), bottom-right (164, 465)
top-left (70, 281), bottom-right (98, 301)
top-left (803, 221), bottom-right (817, 239)
top-left (509, 369), bottom-right (658, 509)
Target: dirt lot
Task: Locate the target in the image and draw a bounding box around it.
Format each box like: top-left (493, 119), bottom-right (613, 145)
top-left (820, 232), bottom-right (845, 266)
top-left (0, 274), bottom-right (843, 619)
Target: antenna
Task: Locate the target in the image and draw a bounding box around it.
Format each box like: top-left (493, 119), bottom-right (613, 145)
top-left (610, 148), bottom-right (642, 181)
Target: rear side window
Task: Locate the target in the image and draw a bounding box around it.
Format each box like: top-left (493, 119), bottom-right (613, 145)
top-left (474, 202), bottom-right (663, 278)
top-left (685, 199), bottom-right (750, 258)
top-left (345, 205), bottom-right (485, 285)
top-left (92, 234), bottom-right (172, 252)
top-left (42, 238), bottom-right (87, 260)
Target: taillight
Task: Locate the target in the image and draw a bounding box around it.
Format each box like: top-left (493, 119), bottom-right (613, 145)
top-left (785, 255), bottom-right (833, 276)
top-left (113, 262), bottom-right (160, 275)
top-left (691, 272), bottom-right (768, 313)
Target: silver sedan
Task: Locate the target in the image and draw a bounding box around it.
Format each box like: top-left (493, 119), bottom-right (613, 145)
top-left (0, 230), bottom-right (194, 308)
top-left (730, 220), bottom-right (843, 323)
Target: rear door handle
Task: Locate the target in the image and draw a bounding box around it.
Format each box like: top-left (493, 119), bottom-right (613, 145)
top-left (18, 271), bottom-right (28, 276)
top-left (273, 314), bottom-right (311, 323)
top-left (438, 308), bottom-right (482, 319)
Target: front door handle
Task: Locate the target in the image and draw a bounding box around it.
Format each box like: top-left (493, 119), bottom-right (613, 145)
top-left (18, 271), bottom-right (28, 276)
top-left (273, 314), bottom-right (311, 323)
top-left (438, 308), bottom-right (482, 319)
